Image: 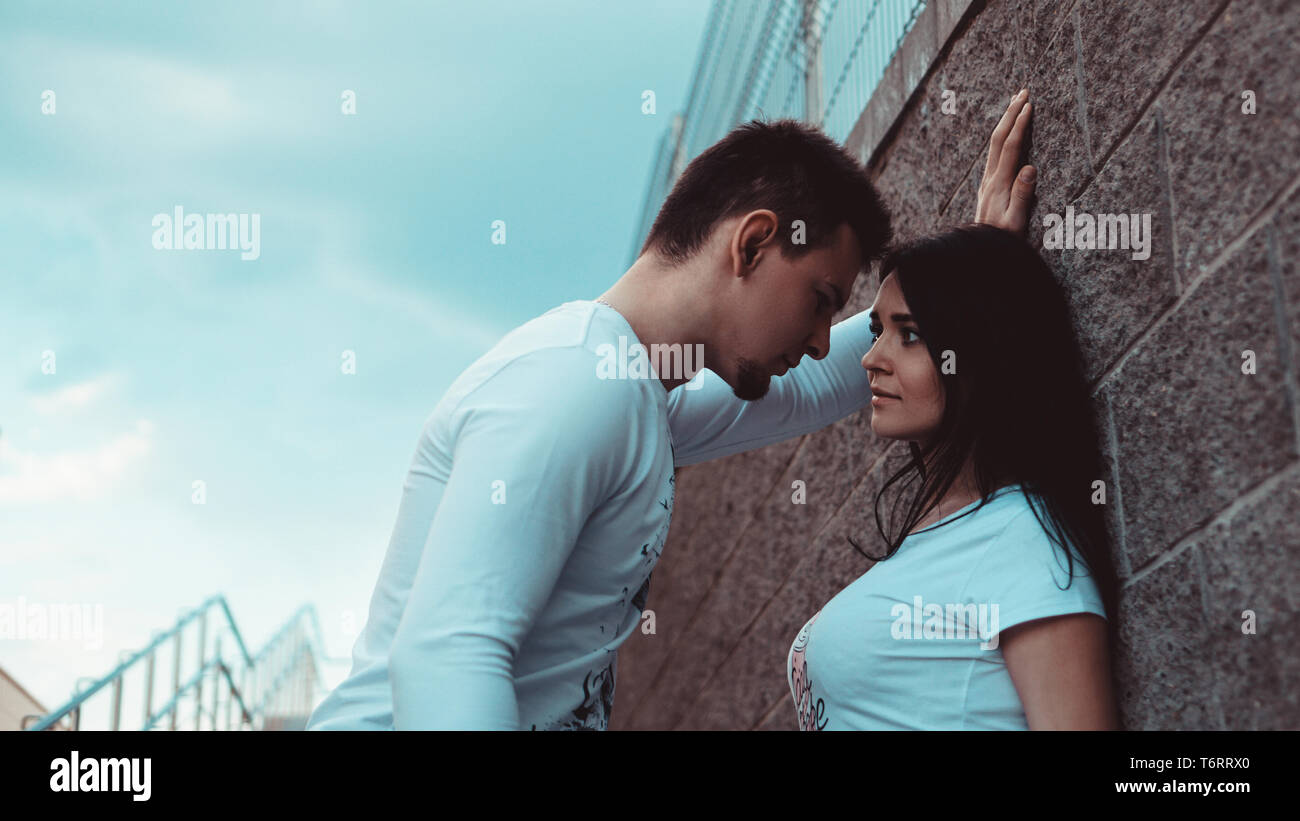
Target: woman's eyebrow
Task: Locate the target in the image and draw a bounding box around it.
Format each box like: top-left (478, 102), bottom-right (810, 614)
top-left (868, 309), bottom-right (914, 322)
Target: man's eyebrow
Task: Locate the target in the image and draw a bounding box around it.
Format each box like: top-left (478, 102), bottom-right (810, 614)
top-left (867, 309), bottom-right (914, 322)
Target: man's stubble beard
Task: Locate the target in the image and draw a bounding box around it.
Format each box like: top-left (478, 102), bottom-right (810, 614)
top-left (732, 357), bottom-right (771, 401)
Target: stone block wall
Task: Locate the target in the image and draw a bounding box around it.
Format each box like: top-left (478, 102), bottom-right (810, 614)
top-left (611, 0), bottom-right (1299, 730)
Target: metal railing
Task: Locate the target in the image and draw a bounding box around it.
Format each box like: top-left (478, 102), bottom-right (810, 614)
top-left (22, 596), bottom-right (337, 731)
top-left (630, 0), bottom-right (925, 265)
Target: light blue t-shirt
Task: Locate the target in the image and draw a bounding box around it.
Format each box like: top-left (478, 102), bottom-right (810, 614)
top-left (786, 484), bottom-right (1107, 730)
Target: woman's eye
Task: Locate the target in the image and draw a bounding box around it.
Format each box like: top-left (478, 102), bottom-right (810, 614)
top-left (867, 324), bottom-right (920, 345)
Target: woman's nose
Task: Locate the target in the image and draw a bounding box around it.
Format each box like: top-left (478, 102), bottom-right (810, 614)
top-left (861, 350), bottom-right (874, 371)
top-left (861, 346), bottom-right (888, 373)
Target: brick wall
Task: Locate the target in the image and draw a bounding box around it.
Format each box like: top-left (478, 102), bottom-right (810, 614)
top-left (611, 0), bottom-right (1299, 730)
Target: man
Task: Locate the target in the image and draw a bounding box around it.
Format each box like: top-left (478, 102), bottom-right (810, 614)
top-left (306, 93), bottom-right (1035, 731)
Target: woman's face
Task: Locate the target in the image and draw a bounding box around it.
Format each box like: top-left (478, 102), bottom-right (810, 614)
top-left (860, 272), bottom-right (945, 446)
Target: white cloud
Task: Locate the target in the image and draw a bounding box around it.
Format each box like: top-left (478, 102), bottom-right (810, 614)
top-left (0, 420), bottom-right (154, 505)
top-left (29, 374), bottom-right (120, 415)
top-left (7, 35), bottom-right (250, 134)
top-left (1, 32), bottom-right (321, 156)
top-left (322, 261), bottom-right (508, 352)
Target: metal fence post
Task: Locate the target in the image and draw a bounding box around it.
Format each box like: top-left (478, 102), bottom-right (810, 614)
top-left (803, 0), bottom-right (825, 128)
top-left (194, 608), bottom-right (207, 731)
top-left (170, 629), bottom-right (182, 730)
top-left (143, 645), bottom-right (156, 730)
top-left (212, 633), bottom-right (223, 731)
top-left (239, 665), bottom-right (250, 729)
top-left (109, 673), bottom-right (122, 731)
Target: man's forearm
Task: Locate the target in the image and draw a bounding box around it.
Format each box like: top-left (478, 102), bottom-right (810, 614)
top-left (667, 307), bottom-right (875, 466)
top-left (389, 629), bottom-right (521, 730)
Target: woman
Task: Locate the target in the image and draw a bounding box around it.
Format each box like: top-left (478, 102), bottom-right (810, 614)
top-left (787, 224), bottom-right (1121, 730)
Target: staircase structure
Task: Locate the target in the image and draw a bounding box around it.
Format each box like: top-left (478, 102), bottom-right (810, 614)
top-left (21, 596), bottom-right (341, 731)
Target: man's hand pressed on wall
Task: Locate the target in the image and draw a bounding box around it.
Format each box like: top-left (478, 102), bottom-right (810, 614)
top-left (975, 89), bottom-right (1036, 235)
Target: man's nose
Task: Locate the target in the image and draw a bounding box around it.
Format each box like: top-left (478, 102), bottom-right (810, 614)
top-left (807, 326), bottom-right (831, 360)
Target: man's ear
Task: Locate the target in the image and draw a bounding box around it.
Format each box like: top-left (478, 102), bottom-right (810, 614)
top-left (733, 210), bottom-right (778, 275)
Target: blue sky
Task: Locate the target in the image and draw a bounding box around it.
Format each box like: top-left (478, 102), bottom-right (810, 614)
top-left (0, 0), bottom-right (712, 721)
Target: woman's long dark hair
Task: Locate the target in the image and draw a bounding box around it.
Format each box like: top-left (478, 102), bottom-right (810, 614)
top-left (849, 224), bottom-right (1121, 679)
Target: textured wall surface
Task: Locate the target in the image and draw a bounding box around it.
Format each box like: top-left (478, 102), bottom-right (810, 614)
top-left (611, 0), bottom-right (1299, 730)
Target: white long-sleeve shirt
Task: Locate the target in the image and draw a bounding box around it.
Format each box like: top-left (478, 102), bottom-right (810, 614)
top-left (305, 299), bottom-right (876, 730)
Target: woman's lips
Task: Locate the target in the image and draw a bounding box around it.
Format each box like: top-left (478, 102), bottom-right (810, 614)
top-left (870, 392), bottom-right (899, 405)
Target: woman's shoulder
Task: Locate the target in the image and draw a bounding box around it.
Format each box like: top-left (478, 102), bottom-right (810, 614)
top-left (904, 484), bottom-right (1093, 583)
top-left (963, 488), bottom-right (1106, 620)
